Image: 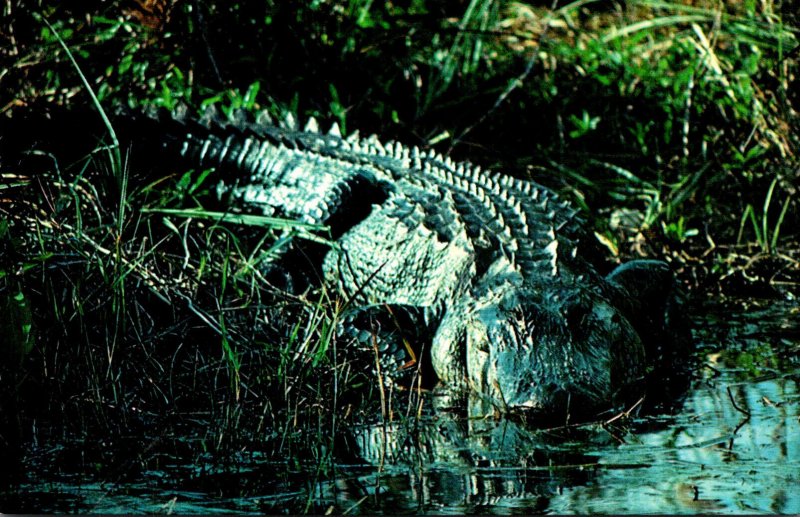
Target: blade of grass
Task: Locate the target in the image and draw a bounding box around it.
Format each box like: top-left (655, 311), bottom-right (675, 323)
top-left (770, 195), bottom-right (792, 252)
top-left (602, 14), bottom-right (711, 43)
top-left (762, 178), bottom-right (778, 252)
top-left (143, 207), bottom-right (335, 246)
top-left (39, 15), bottom-right (122, 183)
top-left (143, 207), bottom-right (325, 230)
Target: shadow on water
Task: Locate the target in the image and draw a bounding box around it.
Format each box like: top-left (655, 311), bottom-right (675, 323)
top-left (2, 297), bottom-right (799, 514)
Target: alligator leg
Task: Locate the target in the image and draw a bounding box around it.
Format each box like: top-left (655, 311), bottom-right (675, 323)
top-left (338, 303), bottom-right (438, 389)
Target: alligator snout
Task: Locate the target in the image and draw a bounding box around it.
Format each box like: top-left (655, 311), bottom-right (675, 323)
top-left (460, 289), bottom-right (647, 418)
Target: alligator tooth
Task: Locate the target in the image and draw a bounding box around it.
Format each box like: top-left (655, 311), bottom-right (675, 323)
top-left (304, 117), bottom-right (319, 133)
top-left (328, 122), bottom-right (341, 137)
top-left (385, 141), bottom-right (394, 156)
top-left (346, 130), bottom-right (360, 143)
top-left (180, 134), bottom-right (192, 157)
top-left (423, 306), bottom-right (435, 327)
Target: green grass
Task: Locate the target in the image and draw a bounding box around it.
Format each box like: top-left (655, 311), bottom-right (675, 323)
top-left (737, 177), bottom-right (793, 254)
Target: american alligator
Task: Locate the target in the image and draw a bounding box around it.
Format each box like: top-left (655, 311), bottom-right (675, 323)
top-left (131, 107), bottom-right (689, 419)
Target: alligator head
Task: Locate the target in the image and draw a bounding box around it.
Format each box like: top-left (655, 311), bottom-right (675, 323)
top-left (431, 259), bottom-right (681, 419)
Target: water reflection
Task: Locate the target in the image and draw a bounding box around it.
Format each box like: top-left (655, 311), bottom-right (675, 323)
top-left (549, 372), bottom-right (800, 514)
top-left (4, 298), bottom-right (799, 514)
top-left (336, 415), bottom-right (602, 514)
top-left (332, 298), bottom-right (800, 514)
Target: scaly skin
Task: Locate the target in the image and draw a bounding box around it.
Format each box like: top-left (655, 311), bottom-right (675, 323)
top-left (133, 107), bottom-right (689, 419)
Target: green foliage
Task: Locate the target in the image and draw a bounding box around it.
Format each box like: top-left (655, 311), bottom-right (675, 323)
top-left (662, 215), bottom-right (698, 243)
top-left (546, 2), bottom-right (796, 251)
top-left (201, 80), bottom-right (262, 117)
top-left (568, 110), bottom-right (601, 139)
top-left (737, 178), bottom-right (793, 254)
top-left (422, 0), bottom-right (499, 112)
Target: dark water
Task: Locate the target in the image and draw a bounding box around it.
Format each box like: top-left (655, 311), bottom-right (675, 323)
top-left (3, 298), bottom-right (799, 514)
